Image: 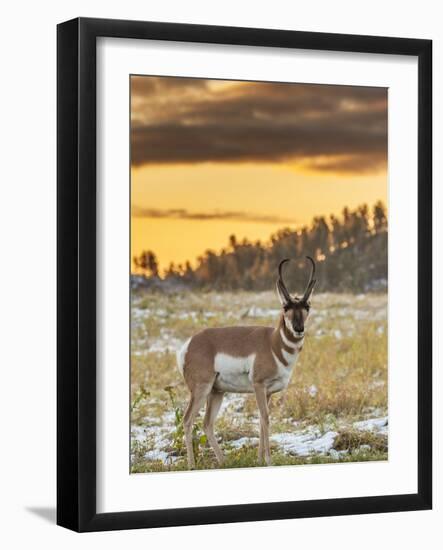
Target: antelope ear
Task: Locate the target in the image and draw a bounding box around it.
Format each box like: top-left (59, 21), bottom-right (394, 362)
top-left (276, 280), bottom-right (290, 307)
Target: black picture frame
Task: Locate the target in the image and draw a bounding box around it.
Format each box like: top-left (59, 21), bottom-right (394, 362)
top-left (57, 17), bottom-right (432, 532)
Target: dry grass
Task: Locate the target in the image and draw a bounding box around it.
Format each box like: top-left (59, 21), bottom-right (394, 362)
top-left (130, 290), bottom-right (387, 473)
top-left (333, 429), bottom-right (388, 453)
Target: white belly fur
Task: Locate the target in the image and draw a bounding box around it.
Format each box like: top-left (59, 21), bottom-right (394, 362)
top-left (212, 349), bottom-right (299, 394)
top-left (213, 353), bottom-right (256, 393)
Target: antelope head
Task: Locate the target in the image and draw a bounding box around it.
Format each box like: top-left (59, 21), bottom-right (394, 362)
top-left (276, 256), bottom-right (317, 338)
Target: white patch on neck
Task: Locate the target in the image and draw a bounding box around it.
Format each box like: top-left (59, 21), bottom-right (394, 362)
top-left (270, 351), bottom-right (294, 392)
top-left (271, 350), bottom-right (286, 371)
top-left (281, 347), bottom-right (299, 367)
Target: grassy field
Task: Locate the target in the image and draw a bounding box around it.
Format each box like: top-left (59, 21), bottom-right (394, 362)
top-left (130, 290), bottom-right (388, 473)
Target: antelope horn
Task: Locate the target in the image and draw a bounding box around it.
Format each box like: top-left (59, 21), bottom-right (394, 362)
top-left (302, 255), bottom-right (317, 302)
top-left (277, 258), bottom-right (292, 304)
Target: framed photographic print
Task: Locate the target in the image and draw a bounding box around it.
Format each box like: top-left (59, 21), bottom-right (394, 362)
top-left (57, 17), bottom-right (432, 532)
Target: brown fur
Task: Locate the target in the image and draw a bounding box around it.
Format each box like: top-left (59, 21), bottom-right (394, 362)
top-left (180, 311), bottom-right (308, 468)
top-left (179, 273), bottom-right (314, 468)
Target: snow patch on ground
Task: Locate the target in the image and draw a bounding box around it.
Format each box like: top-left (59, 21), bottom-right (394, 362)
top-left (131, 293), bottom-right (387, 353)
top-left (329, 449), bottom-right (349, 460)
top-left (132, 409), bottom-right (388, 463)
top-left (353, 416), bottom-right (388, 436)
top-left (219, 394), bottom-right (246, 415)
top-left (133, 413), bottom-right (388, 465)
top-left (243, 306), bottom-right (280, 318)
top-left (271, 430), bottom-right (338, 457)
top-left (228, 429), bottom-right (338, 457)
top-left (144, 450), bottom-right (170, 462)
top-left (229, 437), bottom-right (259, 449)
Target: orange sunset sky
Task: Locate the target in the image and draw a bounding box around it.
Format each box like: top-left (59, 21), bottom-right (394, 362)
top-left (131, 76), bottom-right (387, 273)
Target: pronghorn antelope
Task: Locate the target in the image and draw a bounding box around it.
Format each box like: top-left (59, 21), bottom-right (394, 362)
top-left (176, 257), bottom-right (317, 468)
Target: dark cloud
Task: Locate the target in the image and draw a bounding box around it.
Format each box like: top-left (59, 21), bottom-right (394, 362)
top-left (131, 206), bottom-right (295, 224)
top-left (131, 76), bottom-right (387, 173)
top-left (131, 75), bottom-right (208, 97)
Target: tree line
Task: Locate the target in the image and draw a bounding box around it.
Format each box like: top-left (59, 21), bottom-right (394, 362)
top-left (133, 200), bottom-right (387, 293)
